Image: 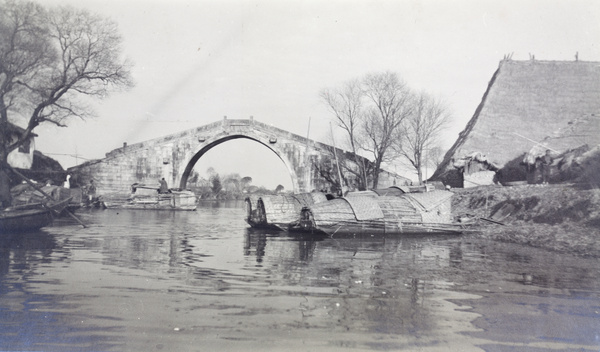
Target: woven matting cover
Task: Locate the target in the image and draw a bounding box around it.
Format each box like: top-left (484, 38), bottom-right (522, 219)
top-left (343, 196), bottom-right (384, 221)
top-left (377, 197), bottom-right (422, 223)
top-left (345, 190), bottom-right (379, 199)
top-left (389, 185), bottom-right (411, 193)
top-left (261, 195), bottom-right (303, 223)
top-left (310, 192), bottom-right (328, 204)
top-left (293, 193), bottom-right (313, 206)
top-left (294, 192), bottom-right (328, 205)
top-left (404, 190), bottom-right (454, 212)
top-left (421, 209), bottom-right (446, 224)
top-left (311, 198), bottom-right (355, 223)
top-left (373, 187), bottom-right (407, 197)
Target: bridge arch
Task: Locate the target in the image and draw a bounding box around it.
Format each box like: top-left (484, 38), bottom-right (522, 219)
top-left (68, 118), bottom-right (410, 197)
top-left (178, 133), bottom-right (300, 192)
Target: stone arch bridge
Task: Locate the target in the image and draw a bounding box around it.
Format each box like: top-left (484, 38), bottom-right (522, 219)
top-left (70, 117), bottom-right (408, 195)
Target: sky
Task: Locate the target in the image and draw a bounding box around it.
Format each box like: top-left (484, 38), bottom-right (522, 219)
top-left (30, 0), bottom-right (600, 189)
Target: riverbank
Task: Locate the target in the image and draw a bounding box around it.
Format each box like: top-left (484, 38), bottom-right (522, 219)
top-left (452, 184), bottom-right (600, 257)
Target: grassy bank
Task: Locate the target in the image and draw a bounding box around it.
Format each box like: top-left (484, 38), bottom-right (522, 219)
top-left (452, 184), bottom-right (600, 257)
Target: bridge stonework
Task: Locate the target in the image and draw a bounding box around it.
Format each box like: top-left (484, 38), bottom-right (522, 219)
top-left (71, 118), bottom-right (410, 195)
top-left (70, 118), bottom-right (353, 195)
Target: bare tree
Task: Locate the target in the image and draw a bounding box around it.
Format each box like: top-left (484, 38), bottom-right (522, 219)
top-left (274, 184), bottom-right (284, 193)
top-left (223, 173), bottom-right (241, 192)
top-left (0, 0), bottom-right (133, 206)
top-left (426, 146), bottom-right (445, 170)
top-left (210, 172), bottom-right (222, 194)
top-left (320, 79), bottom-right (370, 190)
top-left (240, 176), bottom-right (252, 192)
top-left (361, 72), bottom-right (413, 189)
top-left (311, 151), bottom-right (341, 193)
top-left (396, 92), bottom-right (451, 184)
top-left (320, 72), bottom-right (414, 190)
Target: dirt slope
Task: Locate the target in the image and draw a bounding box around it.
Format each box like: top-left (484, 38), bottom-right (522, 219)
top-left (451, 184), bottom-right (600, 257)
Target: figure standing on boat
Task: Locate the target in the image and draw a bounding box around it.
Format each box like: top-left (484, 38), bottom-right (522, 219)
top-left (159, 178), bottom-right (170, 194)
top-left (87, 180), bottom-right (97, 203)
top-left (63, 174), bottom-right (71, 189)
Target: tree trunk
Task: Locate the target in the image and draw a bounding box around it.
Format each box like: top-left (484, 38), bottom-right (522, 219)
top-left (1, 95), bottom-right (13, 208)
top-left (360, 159), bottom-right (369, 191)
top-left (372, 159), bottom-right (382, 189)
top-left (0, 156), bottom-right (12, 208)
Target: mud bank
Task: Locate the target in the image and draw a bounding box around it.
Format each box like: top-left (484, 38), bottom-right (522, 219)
top-left (452, 184), bottom-right (600, 257)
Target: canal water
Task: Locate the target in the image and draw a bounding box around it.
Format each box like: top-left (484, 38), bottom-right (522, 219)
top-left (1, 200), bottom-right (599, 352)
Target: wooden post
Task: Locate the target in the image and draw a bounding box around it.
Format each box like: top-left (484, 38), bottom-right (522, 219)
top-left (330, 123), bottom-right (344, 195)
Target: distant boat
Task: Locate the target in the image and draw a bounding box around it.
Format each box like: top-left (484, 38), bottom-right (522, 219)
top-left (0, 198), bottom-right (72, 234)
top-left (292, 190), bottom-right (463, 236)
top-left (103, 185), bottom-right (197, 211)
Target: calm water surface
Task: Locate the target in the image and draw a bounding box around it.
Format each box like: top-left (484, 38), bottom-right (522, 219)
top-left (1, 200), bottom-right (599, 352)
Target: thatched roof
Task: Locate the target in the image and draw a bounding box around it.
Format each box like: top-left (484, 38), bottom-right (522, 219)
top-left (432, 59), bottom-right (600, 181)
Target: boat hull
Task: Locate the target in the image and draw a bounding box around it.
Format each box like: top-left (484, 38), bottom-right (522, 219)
top-left (0, 208), bottom-right (53, 233)
top-left (110, 191), bottom-right (197, 211)
top-left (294, 220), bottom-right (463, 236)
top-left (293, 190), bottom-right (462, 236)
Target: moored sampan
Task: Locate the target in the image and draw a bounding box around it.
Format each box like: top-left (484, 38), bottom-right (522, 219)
top-left (245, 192), bottom-right (328, 230)
top-left (294, 190), bottom-right (462, 236)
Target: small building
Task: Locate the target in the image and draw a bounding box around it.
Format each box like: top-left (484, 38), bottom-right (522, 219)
top-left (452, 152), bottom-right (499, 188)
top-left (6, 123), bottom-right (36, 170)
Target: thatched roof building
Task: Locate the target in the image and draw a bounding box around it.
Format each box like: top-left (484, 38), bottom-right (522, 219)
top-left (432, 58), bottom-right (600, 187)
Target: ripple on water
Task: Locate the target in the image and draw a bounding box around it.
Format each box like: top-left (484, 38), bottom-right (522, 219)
top-left (1, 202), bottom-right (599, 351)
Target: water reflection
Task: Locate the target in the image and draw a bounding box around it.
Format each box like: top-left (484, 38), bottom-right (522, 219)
top-left (0, 204), bottom-right (598, 351)
top-left (449, 243), bottom-right (463, 268)
top-left (241, 232), bottom-right (464, 336)
top-left (0, 230), bottom-right (60, 280)
top-left (242, 228), bottom-right (600, 349)
top-left (0, 231), bottom-right (119, 351)
top-left (243, 229), bottom-right (268, 263)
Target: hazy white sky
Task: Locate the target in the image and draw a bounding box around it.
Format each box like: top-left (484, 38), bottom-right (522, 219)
top-left (32, 0), bottom-right (600, 188)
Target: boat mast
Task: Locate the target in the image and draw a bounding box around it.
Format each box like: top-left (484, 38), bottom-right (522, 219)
top-left (330, 122), bottom-right (344, 194)
top-left (304, 117), bottom-right (312, 191)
